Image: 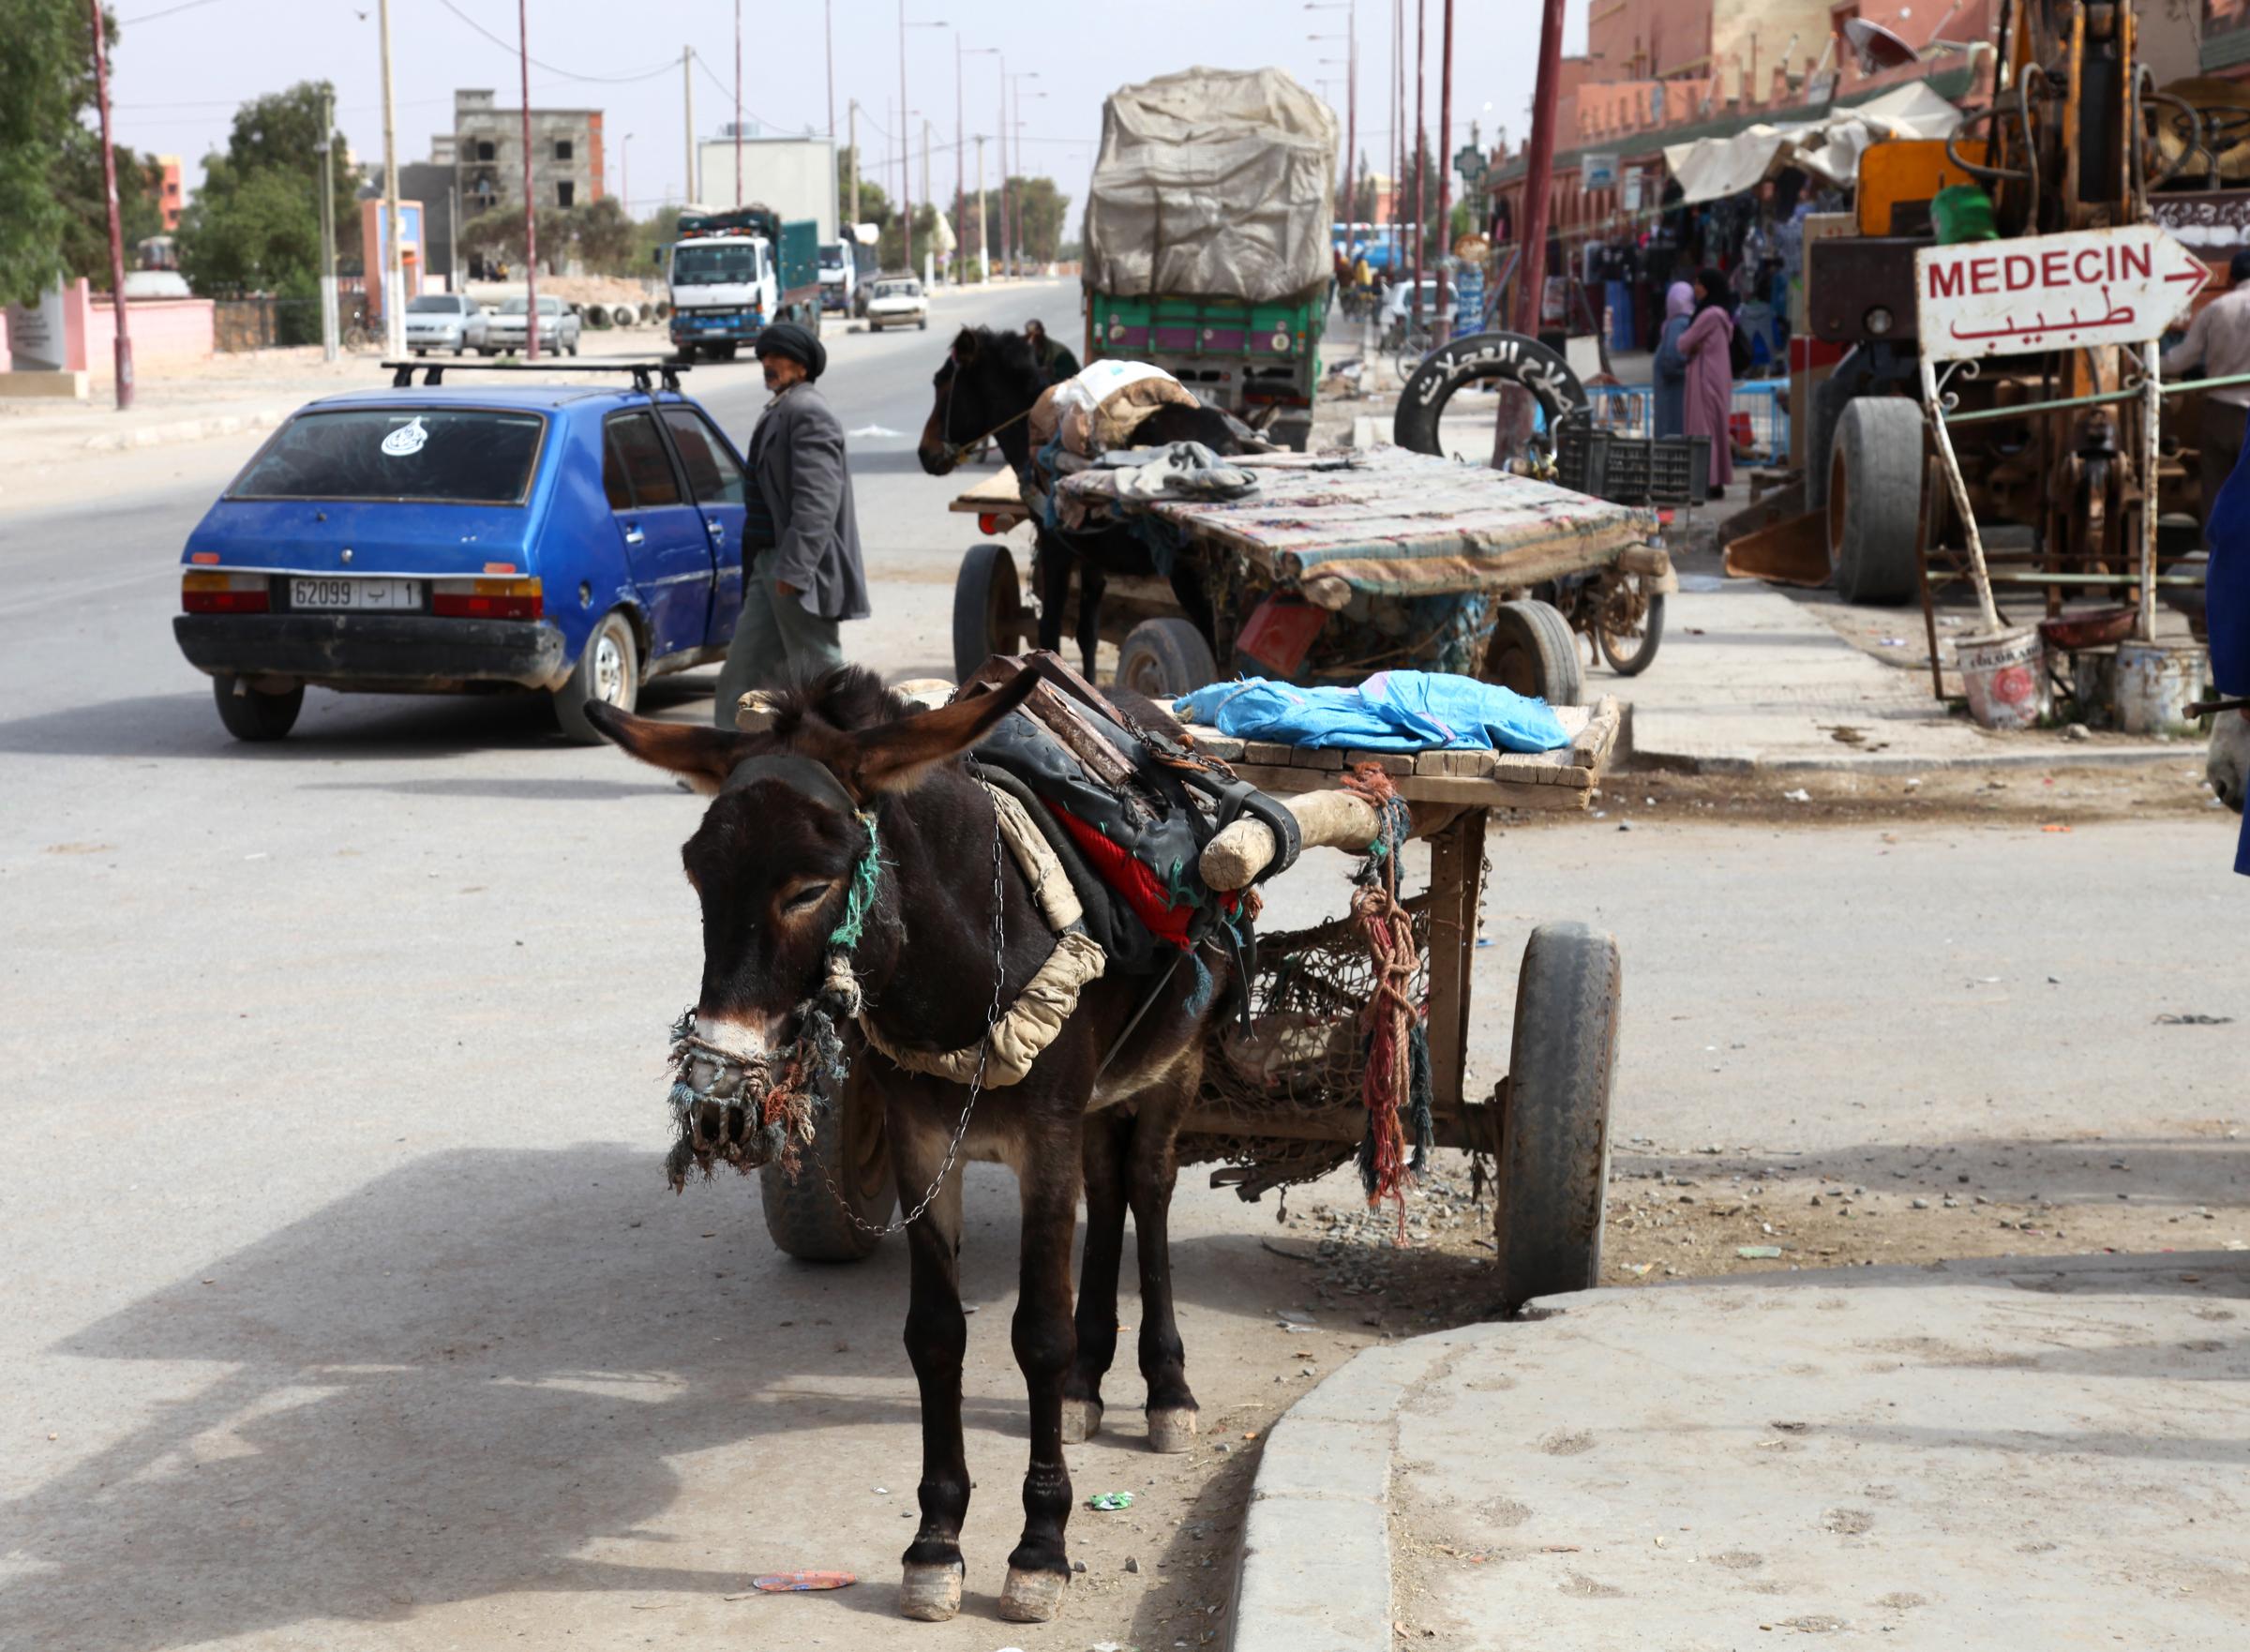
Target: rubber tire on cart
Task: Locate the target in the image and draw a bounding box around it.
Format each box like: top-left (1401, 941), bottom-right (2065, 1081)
top-left (1825, 397), bottom-right (1923, 606)
top-left (213, 674), bottom-right (304, 742)
top-left (553, 609), bottom-right (638, 744)
top-left (1483, 598), bottom-right (1584, 706)
top-left (759, 1067), bottom-right (896, 1261)
top-left (952, 543), bottom-right (1025, 683)
top-left (1494, 921), bottom-right (1621, 1312)
top-left (1118, 617), bottom-right (1220, 698)
top-left (1596, 587), bottom-right (1666, 677)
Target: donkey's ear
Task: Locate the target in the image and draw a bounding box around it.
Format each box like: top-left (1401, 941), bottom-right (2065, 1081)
top-left (583, 701), bottom-right (751, 793)
top-left (833, 667), bottom-right (1038, 796)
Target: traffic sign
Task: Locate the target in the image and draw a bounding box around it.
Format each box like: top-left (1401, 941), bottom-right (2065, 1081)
top-left (1914, 223), bottom-right (2209, 361)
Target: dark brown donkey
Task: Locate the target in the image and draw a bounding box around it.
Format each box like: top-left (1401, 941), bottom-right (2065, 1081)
top-left (587, 667), bottom-right (1231, 1625)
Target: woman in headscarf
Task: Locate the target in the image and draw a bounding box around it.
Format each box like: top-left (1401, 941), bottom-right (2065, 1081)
top-left (1652, 279), bottom-right (1695, 439)
top-left (1678, 265), bottom-right (1737, 498)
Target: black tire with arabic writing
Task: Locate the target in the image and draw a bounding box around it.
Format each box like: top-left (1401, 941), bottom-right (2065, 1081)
top-left (1393, 330), bottom-right (1588, 461)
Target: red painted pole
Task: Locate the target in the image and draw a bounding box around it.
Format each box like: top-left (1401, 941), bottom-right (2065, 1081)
top-left (1435, 0), bottom-right (1453, 343)
top-left (520, 0), bottom-right (539, 360)
top-left (1411, 0), bottom-right (1426, 332)
top-left (88, 0), bottom-right (133, 410)
top-left (1512, 0), bottom-right (1566, 337)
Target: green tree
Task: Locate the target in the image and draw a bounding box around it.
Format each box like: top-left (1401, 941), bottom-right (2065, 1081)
top-left (0, 1), bottom-right (142, 307)
top-left (58, 143), bottom-right (164, 279)
top-left (570, 196), bottom-right (638, 274)
top-left (176, 80), bottom-right (360, 296)
top-left (835, 146), bottom-right (892, 233)
top-left (1011, 176), bottom-right (1072, 263)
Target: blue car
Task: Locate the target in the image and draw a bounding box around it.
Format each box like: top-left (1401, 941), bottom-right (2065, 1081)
top-left (172, 362), bottom-right (748, 742)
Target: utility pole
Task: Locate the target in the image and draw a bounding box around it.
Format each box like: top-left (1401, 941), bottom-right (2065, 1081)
top-left (897, 0), bottom-right (911, 275)
top-left (733, 0), bottom-right (743, 206)
top-left (317, 86), bottom-right (338, 362)
top-left (826, 0), bottom-right (839, 237)
top-left (1411, 0), bottom-right (1426, 333)
top-left (848, 100), bottom-right (861, 227)
top-left (682, 47), bottom-right (697, 203)
top-left (1434, 0), bottom-right (1453, 343)
top-left (379, 0), bottom-right (404, 359)
top-left (86, 0), bottom-right (131, 409)
top-left (1513, 0), bottom-right (1564, 336)
top-left (975, 133), bottom-right (988, 282)
top-left (518, 0), bottom-right (538, 359)
top-left (998, 65), bottom-right (1010, 278)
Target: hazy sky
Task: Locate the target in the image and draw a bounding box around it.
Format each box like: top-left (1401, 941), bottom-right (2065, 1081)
top-left (107, 0), bottom-right (1585, 224)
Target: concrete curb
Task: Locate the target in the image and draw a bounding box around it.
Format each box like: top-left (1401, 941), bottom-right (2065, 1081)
top-left (1628, 735), bottom-right (2202, 775)
top-left (82, 408), bottom-right (284, 454)
top-left (1224, 1331), bottom-right (1465, 1652)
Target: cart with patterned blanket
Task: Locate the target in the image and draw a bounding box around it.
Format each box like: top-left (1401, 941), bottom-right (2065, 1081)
top-left (949, 445), bottom-right (1677, 704)
top-left (746, 668), bottom-right (1627, 1313)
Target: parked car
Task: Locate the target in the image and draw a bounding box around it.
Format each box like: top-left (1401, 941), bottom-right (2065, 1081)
top-left (481, 294), bottom-right (581, 356)
top-left (404, 293), bottom-right (488, 356)
top-left (1378, 278), bottom-right (1456, 345)
top-left (172, 365), bottom-right (751, 743)
top-left (864, 276), bottom-right (928, 332)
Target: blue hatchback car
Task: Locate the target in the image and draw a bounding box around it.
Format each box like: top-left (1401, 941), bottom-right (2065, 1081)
top-left (173, 362), bottom-right (748, 742)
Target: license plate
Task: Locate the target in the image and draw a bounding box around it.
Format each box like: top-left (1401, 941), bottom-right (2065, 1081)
top-left (291, 578), bottom-right (421, 611)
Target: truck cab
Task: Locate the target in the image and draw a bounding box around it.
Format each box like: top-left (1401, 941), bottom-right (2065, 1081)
top-left (665, 205), bottom-right (822, 361)
top-left (818, 242), bottom-right (857, 315)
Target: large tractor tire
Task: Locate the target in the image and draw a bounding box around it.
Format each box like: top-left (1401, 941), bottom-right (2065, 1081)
top-left (1825, 397), bottom-right (1925, 606)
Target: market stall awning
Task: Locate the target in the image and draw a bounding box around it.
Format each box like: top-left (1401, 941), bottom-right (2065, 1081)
top-left (1661, 80), bottom-right (1965, 205)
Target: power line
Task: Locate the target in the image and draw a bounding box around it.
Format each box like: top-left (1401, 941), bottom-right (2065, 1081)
top-left (121, 0), bottom-right (231, 23)
top-left (690, 49), bottom-right (787, 136)
top-left (432, 0), bottom-right (677, 85)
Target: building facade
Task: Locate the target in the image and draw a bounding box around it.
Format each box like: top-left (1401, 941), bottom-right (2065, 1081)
top-left (449, 90), bottom-right (605, 217)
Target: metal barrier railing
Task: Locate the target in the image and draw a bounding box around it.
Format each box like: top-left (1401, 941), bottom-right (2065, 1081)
top-left (1581, 379), bottom-right (1790, 468)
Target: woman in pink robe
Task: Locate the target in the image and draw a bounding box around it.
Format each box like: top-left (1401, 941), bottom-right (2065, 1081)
top-left (1679, 266), bottom-right (1737, 496)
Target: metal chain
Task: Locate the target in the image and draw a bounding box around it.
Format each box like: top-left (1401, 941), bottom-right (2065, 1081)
top-left (821, 759), bottom-right (1010, 1235)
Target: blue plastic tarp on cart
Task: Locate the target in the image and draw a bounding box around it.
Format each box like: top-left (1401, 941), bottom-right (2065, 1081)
top-left (1175, 669), bottom-right (1568, 755)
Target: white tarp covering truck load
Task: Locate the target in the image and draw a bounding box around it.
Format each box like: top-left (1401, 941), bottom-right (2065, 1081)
top-left (1080, 67), bottom-right (1339, 450)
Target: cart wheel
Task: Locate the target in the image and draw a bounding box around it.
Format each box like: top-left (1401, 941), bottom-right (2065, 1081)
top-left (1494, 921), bottom-right (1621, 1311)
top-left (1484, 598), bottom-right (1584, 706)
top-left (1825, 398), bottom-right (1923, 606)
top-left (759, 1067), bottom-right (897, 1262)
top-left (1118, 617), bottom-right (1219, 697)
top-left (952, 542), bottom-right (1023, 683)
top-left (1595, 581), bottom-right (1666, 677)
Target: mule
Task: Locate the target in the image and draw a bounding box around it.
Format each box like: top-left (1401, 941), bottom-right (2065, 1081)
top-left (916, 325), bottom-right (1252, 678)
top-left (587, 666), bottom-right (1231, 1625)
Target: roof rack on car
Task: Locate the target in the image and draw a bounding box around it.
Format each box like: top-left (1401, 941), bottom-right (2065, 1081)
top-left (381, 360), bottom-right (689, 393)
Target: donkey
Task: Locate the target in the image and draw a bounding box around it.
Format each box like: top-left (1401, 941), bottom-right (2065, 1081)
top-left (917, 325), bottom-right (1253, 679)
top-left (587, 666), bottom-right (1232, 1625)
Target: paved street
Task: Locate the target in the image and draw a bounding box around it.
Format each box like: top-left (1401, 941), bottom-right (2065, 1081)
top-left (3, 279), bottom-right (2245, 1650)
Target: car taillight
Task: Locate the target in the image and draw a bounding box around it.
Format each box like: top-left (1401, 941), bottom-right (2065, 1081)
top-left (432, 576), bottom-right (543, 619)
top-left (182, 571), bottom-right (269, 614)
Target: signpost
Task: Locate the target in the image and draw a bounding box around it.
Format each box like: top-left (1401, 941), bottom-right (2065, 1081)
top-left (1912, 223), bottom-right (2208, 645)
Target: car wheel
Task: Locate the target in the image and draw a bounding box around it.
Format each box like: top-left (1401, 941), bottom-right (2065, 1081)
top-left (412, 348), bottom-right (426, 357)
top-left (212, 674), bottom-right (304, 742)
top-left (553, 610), bottom-right (639, 743)
top-left (713, 341), bottom-right (739, 362)
top-left (918, 317), bottom-right (928, 329)
top-left (454, 343), bottom-right (466, 356)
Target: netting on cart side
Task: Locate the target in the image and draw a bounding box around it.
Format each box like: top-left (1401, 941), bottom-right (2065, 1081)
top-left (1180, 894), bottom-right (1432, 1200)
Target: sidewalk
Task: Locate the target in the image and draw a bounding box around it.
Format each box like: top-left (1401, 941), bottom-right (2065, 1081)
top-left (1230, 1252), bottom-right (2248, 1651)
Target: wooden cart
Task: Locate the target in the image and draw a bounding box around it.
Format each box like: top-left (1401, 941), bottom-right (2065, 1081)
top-left (950, 448), bottom-right (1677, 704)
top-left (756, 682), bottom-right (1627, 1313)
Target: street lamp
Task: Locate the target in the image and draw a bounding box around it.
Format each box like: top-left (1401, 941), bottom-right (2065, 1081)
top-left (1006, 71), bottom-right (1041, 275)
top-left (1308, 1), bottom-right (1357, 218)
top-left (958, 40), bottom-right (999, 282)
top-left (898, 8), bottom-right (949, 275)
top-left (620, 131), bottom-right (634, 215)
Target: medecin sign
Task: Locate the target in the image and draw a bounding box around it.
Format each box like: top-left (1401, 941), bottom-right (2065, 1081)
top-left (1913, 224), bottom-right (2209, 361)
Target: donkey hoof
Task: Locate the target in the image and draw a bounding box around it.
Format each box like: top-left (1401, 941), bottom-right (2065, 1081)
top-left (1060, 1397), bottom-right (1103, 1445)
top-left (997, 1566), bottom-right (1069, 1623)
top-left (1147, 1406), bottom-right (1199, 1453)
top-left (898, 1562), bottom-right (964, 1622)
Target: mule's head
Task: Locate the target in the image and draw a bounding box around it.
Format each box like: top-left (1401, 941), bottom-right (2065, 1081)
top-left (918, 324), bottom-right (1043, 476)
top-left (586, 668), bottom-right (1036, 1098)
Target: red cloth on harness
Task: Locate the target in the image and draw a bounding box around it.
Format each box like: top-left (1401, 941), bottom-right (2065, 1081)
top-left (1046, 801), bottom-right (1239, 952)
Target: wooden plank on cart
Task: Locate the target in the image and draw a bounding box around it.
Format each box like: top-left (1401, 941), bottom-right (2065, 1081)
top-left (950, 470), bottom-right (1028, 515)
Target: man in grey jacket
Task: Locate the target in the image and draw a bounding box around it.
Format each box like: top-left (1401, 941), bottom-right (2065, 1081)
top-left (712, 321), bottom-right (871, 725)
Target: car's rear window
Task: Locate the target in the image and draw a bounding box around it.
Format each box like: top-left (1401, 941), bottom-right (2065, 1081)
top-left (229, 408), bottom-right (547, 503)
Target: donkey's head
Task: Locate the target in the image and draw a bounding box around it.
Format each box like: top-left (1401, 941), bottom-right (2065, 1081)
top-left (586, 667), bottom-right (1036, 1173)
top-left (919, 325), bottom-right (1044, 476)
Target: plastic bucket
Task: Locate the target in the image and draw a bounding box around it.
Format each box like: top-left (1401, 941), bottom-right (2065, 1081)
top-left (1956, 627), bottom-right (2047, 730)
top-left (2114, 639), bottom-right (2208, 736)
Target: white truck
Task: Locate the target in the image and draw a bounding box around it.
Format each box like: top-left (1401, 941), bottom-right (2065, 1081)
top-left (664, 205), bottom-right (823, 362)
top-left (818, 231), bottom-right (878, 316)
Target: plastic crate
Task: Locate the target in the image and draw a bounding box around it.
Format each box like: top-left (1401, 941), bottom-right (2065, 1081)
top-left (1552, 420), bottom-right (1610, 496)
top-left (1648, 435), bottom-right (1711, 505)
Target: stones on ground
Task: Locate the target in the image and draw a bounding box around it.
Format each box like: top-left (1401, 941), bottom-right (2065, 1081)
top-left (1123, 1556), bottom-right (1140, 1573)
